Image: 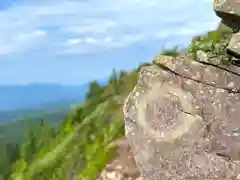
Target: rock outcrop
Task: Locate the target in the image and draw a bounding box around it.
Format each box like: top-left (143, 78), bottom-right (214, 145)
top-left (121, 2), bottom-right (240, 179)
top-left (124, 53), bottom-right (240, 179)
top-left (214, 0), bottom-right (240, 59)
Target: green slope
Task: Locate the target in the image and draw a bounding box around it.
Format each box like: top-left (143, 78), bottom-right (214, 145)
top-left (8, 69), bottom-right (139, 180)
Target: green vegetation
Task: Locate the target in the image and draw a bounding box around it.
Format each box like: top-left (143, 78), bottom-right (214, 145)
top-left (188, 23), bottom-right (233, 64)
top-left (0, 23), bottom-right (234, 180)
top-left (0, 109), bottom-right (69, 148)
top-left (160, 46), bottom-right (180, 57)
top-left (0, 68), bottom-right (138, 180)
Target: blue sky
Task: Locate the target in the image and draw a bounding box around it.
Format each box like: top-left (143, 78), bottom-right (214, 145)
top-left (0, 0), bottom-right (221, 85)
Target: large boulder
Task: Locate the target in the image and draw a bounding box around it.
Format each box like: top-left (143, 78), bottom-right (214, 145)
top-left (213, 0), bottom-right (240, 59)
top-left (123, 54), bottom-right (240, 179)
top-left (213, 0), bottom-right (240, 32)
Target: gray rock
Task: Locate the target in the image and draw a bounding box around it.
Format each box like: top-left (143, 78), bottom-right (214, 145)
top-left (123, 54), bottom-right (240, 179)
top-left (97, 137), bottom-right (141, 180)
top-left (227, 32), bottom-right (240, 59)
top-left (213, 0), bottom-right (240, 59)
top-left (213, 0), bottom-right (240, 32)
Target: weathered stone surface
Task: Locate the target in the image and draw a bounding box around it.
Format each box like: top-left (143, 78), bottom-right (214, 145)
top-left (213, 0), bottom-right (240, 32)
top-left (227, 32), bottom-right (240, 58)
top-left (213, 0), bottom-right (240, 59)
top-left (123, 54), bottom-right (240, 179)
top-left (97, 137), bottom-right (141, 180)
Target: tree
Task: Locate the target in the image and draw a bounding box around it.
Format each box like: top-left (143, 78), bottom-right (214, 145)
top-left (109, 69), bottom-right (120, 95)
top-left (86, 80), bottom-right (103, 100)
top-left (160, 45), bottom-right (180, 57)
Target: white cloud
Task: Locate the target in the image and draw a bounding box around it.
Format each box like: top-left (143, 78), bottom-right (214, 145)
top-left (106, 34), bottom-right (145, 48)
top-left (62, 34), bottom-right (145, 54)
top-left (15, 30), bottom-right (46, 41)
top-left (0, 29), bottom-right (46, 55)
top-left (65, 21), bottom-right (118, 34)
top-left (85, 37), bottom-right (99, 44)
top-left (103, 37), bottom-right (113, 43)
top-left (0, 0), bottom-right (220, 55)
top-left (66, 38), bottom-right (82, 45)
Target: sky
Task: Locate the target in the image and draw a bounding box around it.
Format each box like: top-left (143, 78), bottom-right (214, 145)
top-left (0, 0), bottom-right (221, 85)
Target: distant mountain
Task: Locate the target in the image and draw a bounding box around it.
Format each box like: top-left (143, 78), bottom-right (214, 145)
top-left (0, 77), bottom-right (110, 123)
top-left (0, 83), bottom-right (89, 111)
top-left (0, 78), bottom-right (110, 143)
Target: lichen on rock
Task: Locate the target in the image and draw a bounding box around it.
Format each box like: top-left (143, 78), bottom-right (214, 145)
top-left (123, 53), bottom-right (240, 179)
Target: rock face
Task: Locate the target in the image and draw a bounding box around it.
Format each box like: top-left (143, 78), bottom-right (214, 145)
top-left (123, 54), bottom-right (240, 179)
top-left (213, 0), bottom-right (240, 58)
top-left (214, 0), bottom-right (240, 32)
top-left (227, 32), bottom-right (240, 59)
top-left (97, 136), bottom-right (141, 180)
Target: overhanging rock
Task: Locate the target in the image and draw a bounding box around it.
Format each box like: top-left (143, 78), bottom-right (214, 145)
top-left (213, 0), bottom-right (240, 59)
top-left (123, 54), bottom-right (240, 179)
top-left (213, 0), bottom-right (240, 32)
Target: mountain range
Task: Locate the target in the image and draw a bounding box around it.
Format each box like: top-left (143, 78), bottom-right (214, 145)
top-left (0, 78), bottom-right (109, 123)
top-left (0, 83), bottom-right (88, 111)
top-left (0, 77), bottom-right (109, 111)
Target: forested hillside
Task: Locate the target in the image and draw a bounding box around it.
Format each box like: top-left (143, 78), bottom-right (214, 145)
top-left (1, 68), bottom-right (139, 180)
top-left (0, 23), bottom-right (233, 180)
